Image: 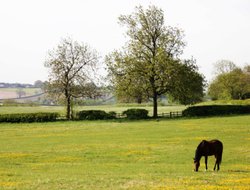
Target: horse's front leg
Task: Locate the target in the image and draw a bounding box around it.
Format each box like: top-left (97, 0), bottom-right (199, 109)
top-left (205, 156), bottom-right (208, 171)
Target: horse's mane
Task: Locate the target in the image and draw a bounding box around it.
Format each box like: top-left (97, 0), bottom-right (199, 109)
top-left (196, 140), bottom-right (207, 150)
top-left (194, 140), bottom-right (207, 161)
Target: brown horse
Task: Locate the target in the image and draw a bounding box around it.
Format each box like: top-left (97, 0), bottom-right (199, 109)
top-left (194, 139), bottom-right (223, 172)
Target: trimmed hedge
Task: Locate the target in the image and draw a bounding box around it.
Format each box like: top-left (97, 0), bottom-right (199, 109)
top-left (0, 112), bottom-right (59, 123)
top-left (122, 109), bottom-right (149, 119)
top-left (76, 110), bottom-right (116, 120)
top-left (182, 105), bottom-right (250, 117)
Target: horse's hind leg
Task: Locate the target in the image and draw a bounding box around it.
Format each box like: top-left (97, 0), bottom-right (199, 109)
top-left (213, 156), bottom-right (217, 171)
top-left (205, 156), bottom-right (208, 171)
top-left (213, 156), bottom-right (220, 171)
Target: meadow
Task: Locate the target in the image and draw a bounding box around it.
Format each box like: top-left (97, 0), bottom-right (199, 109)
top-left (0, 115), bottom-right (249, 189)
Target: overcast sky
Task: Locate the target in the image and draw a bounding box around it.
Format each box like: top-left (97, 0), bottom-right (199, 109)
top-left (1, 0), bottom-right (250, 84)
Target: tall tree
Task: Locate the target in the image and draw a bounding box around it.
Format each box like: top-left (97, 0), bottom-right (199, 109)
top-left (45, 37), bottom-right (99, 120)
top-left (106, 5), bottom-right (205, 117)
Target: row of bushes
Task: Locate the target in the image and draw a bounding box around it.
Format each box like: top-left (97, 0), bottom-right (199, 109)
top-left (1, 105), bottom-right (249, 123)
top-left (76, 109), bottom-right (149, 120)
top-left (182, 105), bottom-right (250, 117)
top-left (0, 109), bottom-right (149, 123)
top-left (0, 112), bottom-right (59, 123)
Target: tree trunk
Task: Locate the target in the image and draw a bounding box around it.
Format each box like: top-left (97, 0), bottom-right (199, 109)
top-left (66, 96), bottom-right (71, 120)
top-left (65, 89), bottom-right (71, 120)
top-left (136, 95), bottom-right (142, 104)
top-left (153, 91), bottom-right (158, 118)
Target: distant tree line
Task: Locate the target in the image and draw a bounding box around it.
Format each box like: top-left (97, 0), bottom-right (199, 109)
top-left (0, 80), bottom-right (44, 88)
top-left (0, 83), bottom-right (33, 88)
top-left (208, 60), bottom-right (250, 100)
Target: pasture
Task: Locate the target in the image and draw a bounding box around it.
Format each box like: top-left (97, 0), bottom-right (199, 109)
top-left (0, 115), bottom-right (249, 189)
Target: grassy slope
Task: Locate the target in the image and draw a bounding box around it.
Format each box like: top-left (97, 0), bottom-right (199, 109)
top-left (0, 115), bottom-right (250, 189)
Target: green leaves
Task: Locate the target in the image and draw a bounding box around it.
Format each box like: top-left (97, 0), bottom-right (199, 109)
top-left (208, 63), bottom-right (250, 100)
top-left (107, 5), bottom-right (205, 115)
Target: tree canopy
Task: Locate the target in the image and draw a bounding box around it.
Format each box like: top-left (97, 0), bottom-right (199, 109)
top-left (208, 61), bottom-right (250, 100)
top-left (106, 5), bottom-right (205, 117)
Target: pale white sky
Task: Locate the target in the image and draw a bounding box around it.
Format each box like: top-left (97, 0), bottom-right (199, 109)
top-left (0, 0), bottom-right (250, 84)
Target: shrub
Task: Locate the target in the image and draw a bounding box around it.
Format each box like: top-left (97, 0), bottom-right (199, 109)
top-left (76, 110), bottom-right (116, 120)
top-left (122, 109), bottom-right (149, 119)
top-left (0, 112), bottom-right (59, 123)
top-left (108, 111), bottom-right (117, 119)
top-left (182, 105), bottom-right (250, 117)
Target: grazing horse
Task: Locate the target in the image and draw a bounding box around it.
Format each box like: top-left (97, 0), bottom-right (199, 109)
top-left (194, 139), bottom-right (223, 172)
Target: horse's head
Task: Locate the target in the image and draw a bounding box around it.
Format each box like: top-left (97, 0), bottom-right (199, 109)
top-left (193, 143), bottom-right (203, 172)
top-left (193, 158), bottom-right (200, 172)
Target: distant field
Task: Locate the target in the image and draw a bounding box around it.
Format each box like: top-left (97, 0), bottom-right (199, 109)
top-left (0, 115), bottom-right (249, 189)
top-left (0, 88), bottom-right (42, 99)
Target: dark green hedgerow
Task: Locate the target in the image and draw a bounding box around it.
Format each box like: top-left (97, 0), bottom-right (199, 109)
top-left (182, 105), bottom-right (250, 117)
top-left (0, 113), bottom-right (59, 123)
top-left (122, 109), bottom-right (149, 119)
top-left (76, 110), bottom-right (116, 120)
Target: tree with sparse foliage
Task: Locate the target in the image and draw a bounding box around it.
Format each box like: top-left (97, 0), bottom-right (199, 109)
top-left (106, 5), bottom-right (205, 117)
top-left (34, 80), bottom-right (44, 88)
top-left (213, 60), bottom-right (237, 75)
top-left (16, 88), bottom-right (26, 98)
top-left (45, 37), bottom-right (99, 120)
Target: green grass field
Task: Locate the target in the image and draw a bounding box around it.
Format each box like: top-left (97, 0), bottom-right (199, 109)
top-left (0, 115), bottom-right (249, 189)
